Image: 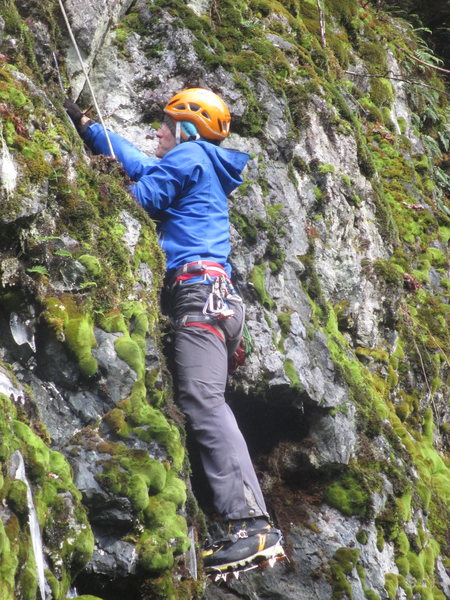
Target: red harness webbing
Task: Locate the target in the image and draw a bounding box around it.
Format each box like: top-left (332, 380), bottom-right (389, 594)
top-left (184, 321), bottom-right (225, 341)
top-left (172, 261), bottom-right (230, 285)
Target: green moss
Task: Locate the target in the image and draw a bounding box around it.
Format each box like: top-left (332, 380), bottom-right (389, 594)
top-left (396, 556), bottom-right (410, 577)
top-left (283, 358), bottom-right (303, 392)
top-left (356, 529), bottom-right (368, 545)
top-left (1, 1), bottom-right (42, 77)
top-left (373, 258), bottom-right (403, 289)
top-left (285, 83), bottom-right (314, 129)
top-left (100, 310), bottom-right (129, 335)
top-left (324, 471), bottom-right (370, 517)
top-left (370, 78), bottom-right (394, 108)
top-left (64, 316), bottom-right (98, 377)
top-left (317, 162), bottom-right (335, 174)
top-left (408, 550), bottom-right (425, 582)
top-left (137, 499), bottom-right (189, 573)
top-left (78, 254), bottom-right (102, 277)
top-left (365, 592), bottom-right (381, 600)
top-left (233, 75), bottom-right (268, 135)
top-left (103, 408), bottom-right (130, 437)
top-left (249, 263), bottom-right (276, 309)
top-left (115, 335), bottom-right (145, 379)
top-left (384, 573), bottom-right (399, 600)
top-left (330, 547), bottom-right (360, 599)
top-left (277, 311), bottom-right (292, 335)
top-left (19, 544), bottom-right (39, 600)
top-left (355, 346), bottom-right (389, 363)
top-left (396, 489), bottom-right (412, 521)
top-left (396, 530), bottom-right (410, 555)
top-left (43, 297), bottom-right (98, 377)
top-left (0, 383), bottom-right (94, 598)
top-left (230, 207), bottom-right (259, 244)
top-left (0, 520), bottom-right (18, 600)
top-left (397, 117), bottom-right (408, 134)
top-left (6, 480), bottom-right (29, 516)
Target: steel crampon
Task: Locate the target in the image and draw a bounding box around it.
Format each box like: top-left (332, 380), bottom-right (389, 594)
top-left (206, 549), bottom-right (287, 583)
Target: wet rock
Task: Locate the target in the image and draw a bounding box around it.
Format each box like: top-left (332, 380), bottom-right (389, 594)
top-left (93, 328), bottom-right (137, 404)
top-left (63, 0), bottom-right (134, 97)
top-left (307, 406), bottom-right (357, 467)
top-left (86, 536), bottom-right (139, 577)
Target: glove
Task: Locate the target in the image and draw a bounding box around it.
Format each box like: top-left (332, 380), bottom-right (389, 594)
top-left (64, 99), bottom-right (91, 134)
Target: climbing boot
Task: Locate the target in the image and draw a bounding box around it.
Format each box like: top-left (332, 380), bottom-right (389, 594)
top-left (202, 518), bottom-right (285, 578)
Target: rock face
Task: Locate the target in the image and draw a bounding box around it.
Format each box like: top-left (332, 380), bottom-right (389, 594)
top-left (0, 1), bottom-right (449, 599)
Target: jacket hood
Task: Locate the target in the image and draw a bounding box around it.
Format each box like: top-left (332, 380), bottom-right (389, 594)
top-left (194, 140), bottom-right (250, 195)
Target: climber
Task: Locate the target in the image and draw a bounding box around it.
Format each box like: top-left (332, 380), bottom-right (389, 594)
top-left (64, 88), bottom-right (285, 576)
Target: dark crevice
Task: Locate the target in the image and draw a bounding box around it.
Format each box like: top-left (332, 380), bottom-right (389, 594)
top-left (228, 387), bottom-right (312, 456)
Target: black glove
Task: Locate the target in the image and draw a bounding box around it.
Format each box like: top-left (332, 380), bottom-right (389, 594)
top-left (64, 99), bottom-right (91, 134)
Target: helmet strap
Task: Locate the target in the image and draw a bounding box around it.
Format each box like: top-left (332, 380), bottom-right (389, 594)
top-left (175, 121), bottom-right (181, 145)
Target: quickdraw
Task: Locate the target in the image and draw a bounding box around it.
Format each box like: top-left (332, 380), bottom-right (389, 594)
top-left (202, 275), bottom-right (236, 320)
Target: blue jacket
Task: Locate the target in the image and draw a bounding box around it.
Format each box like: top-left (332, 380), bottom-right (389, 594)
top-left (83, 123), bottom-right (250, 275)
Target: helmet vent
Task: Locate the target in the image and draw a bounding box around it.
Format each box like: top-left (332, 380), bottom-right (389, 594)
top-left (164, 88), bottom-right (231, 140)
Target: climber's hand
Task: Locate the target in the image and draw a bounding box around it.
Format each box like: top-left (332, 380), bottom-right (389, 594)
top-left (64, 99), bottom-right (84, 127)
top-left (64, 99), bottom-right (91, 133)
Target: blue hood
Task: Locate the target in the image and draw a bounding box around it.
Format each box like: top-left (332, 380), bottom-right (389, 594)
top-left (193, 141), bottom-right (250, 195)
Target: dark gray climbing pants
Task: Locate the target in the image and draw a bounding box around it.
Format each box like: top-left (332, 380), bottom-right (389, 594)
top-left (171, 282), bottom-right (268, 521)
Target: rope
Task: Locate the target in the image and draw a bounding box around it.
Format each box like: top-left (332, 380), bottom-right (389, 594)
top-left (57, 0), bottom-right (116, 158)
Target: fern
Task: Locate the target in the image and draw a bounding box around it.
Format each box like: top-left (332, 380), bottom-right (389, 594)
top-left (437, 108), bottom-right (450, 152)
top-left (434, 167), bottom-right (450, 192)
top-left (412, 27), bottom-right (444, 68)
top-left (79, 281), bottom-right (97, 289)
top-left (422, 135), bottom-right (442, 160)
top-left (27, 265), bottom-right (49, 275)
top-left (36, 235), bottom-right (62, 242)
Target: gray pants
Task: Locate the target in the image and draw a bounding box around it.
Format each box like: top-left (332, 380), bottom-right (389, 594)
top-left (171, 282), bottom-right (267, 521)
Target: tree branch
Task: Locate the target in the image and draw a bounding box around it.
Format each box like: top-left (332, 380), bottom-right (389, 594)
top-left (344, 70), bottom-right (450, 98)
top-left (393, 42), bottom-right (450, 75)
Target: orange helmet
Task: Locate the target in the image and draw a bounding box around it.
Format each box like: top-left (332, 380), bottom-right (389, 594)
top-left (164, 88), bottom-right (231, 141)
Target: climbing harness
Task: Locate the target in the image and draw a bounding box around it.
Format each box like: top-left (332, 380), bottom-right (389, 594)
top-left (169, 261), bottom-right (253, 371)
top-left (171, 260), bottom-right (230, 285)
top-left (170, 261), bottom-right (241, 321)
top-left (57, 0), bottom-right (116, 159)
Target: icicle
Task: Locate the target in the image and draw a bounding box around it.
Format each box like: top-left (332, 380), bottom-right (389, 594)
top-left (9, 312), bottom-right (36, 353)
top-left (10, 451), bottom-right (47, 600)
top-left (0, 124), bottom-right (18, 194)
top-left (185, 526), bottom-right (198, 580)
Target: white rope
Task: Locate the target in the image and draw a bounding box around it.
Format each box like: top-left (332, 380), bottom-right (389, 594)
top-left (57, 0), bottom-right (116, 159)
